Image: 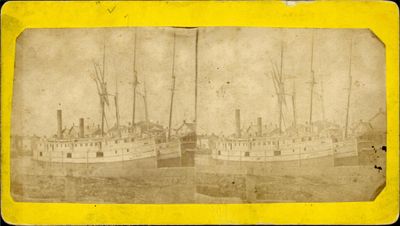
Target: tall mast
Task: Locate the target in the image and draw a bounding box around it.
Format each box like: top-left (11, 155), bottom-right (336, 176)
top-left (194, 28), bottom-right (199, 129)
top-left (279, 39), bottom-right (284, 134)
top-left (114, 73), bottom-right (121, 137)
top-left (168, 32), bottom-right (177, 140)
top-left (101, 43), bottom-right (106, 136)
top-left (309, 31), bottom-right (316, 129)
top-left (132, 29), bottom-right (138, 128)
top-left (344, 36), bottom-right (353, 138)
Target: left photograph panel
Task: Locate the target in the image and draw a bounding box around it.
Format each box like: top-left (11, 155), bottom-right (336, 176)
top-left (11, 28), bottom-right (197, 203)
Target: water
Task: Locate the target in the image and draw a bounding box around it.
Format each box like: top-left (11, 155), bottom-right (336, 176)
top-left (11, 148), bottom-right (385, 203)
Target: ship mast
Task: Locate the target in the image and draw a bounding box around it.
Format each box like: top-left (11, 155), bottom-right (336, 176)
top-left (114, 72), bottom-right (121, 137)
top-left (91, 43), bottom-right (110, 137)
top-left (278, 40), bottom-right (284, 134)
top-left (194, 28), bottom-right (199, 129)
top-left (270, 41), bottom-right (286, 135)
top-left (101, 43), bottom-right (107, 136)
top-left (167, 32), bottom-right (177, 140)
top-left (132, 29), bottom-right (138, 129)
top-left (344, 36), bottom-right (353, 138)
top-left (309, 31), bottom-right (316, 129)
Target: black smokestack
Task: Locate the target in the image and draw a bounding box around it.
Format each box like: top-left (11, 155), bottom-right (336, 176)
top-left (235, 109), bottom-right (241, 138)
top-left (257, 117), bottom-right (262, 136)
top-left (57, 110), bottom-right (63, 139)
top-left (79, 118), bottom-right (84, 138)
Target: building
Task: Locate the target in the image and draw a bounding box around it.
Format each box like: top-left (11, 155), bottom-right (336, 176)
top-left (175, 120), bottom-right (196, 149)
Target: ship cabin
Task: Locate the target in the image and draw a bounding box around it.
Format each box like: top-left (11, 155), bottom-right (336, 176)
top-left (215, 131), bottom-right (333, 160)
top-left (213, 117), bottom-right (336, 162)
top-left (36, 133), bottom-right (157, 162)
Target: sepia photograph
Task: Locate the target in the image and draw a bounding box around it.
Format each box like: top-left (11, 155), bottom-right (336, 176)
top-left (11, 27), bottom-right (386, 204)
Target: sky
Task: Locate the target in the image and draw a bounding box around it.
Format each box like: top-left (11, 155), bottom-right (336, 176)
top-left (12, 27), bottom-right (386, 136)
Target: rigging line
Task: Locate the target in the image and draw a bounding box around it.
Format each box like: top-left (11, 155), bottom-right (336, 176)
top-left (309, 30), bottom-right (315, 126)
top-left (344, 34), bottom-right (353, 138)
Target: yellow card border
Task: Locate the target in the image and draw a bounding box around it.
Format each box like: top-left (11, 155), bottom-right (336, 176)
top-left (1, 0), bottom-right (399, 224)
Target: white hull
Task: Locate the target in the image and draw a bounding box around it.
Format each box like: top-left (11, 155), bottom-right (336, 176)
top-left (212, 137), bottom-right (358, 163)
top-left (33, 136), bottom-right (181, 164)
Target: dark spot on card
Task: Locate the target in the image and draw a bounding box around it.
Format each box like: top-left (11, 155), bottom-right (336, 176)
top-left (374, 165), bottom-right (382, 172)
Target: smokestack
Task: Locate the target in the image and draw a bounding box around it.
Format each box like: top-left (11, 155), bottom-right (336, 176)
top-left (257, 117), bottom-right (262, 136)
top-left (57, 110), bottom-right (63, 139)
top-left (79, 118), bottom-right (84, 138)
top-left (235, 109), bottom-right (241, 138)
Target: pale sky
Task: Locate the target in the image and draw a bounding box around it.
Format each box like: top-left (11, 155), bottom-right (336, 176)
top-left (12, 27), bottom-right (386, 136)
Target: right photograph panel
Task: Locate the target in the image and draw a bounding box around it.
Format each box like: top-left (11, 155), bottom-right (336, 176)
top-left (194, 28), bottom-right (386, 203)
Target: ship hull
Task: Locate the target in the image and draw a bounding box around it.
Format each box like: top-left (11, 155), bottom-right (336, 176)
top-left (33, 137), bottom-right (182, 164)
top-left (211, 137), bottom-right (359, 165)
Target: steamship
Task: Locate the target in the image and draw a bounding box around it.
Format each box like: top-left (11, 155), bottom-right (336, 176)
top-left (32, 31), bottom-right (193, 164)
top-left (32, 109), bottom-right (182, 163)
top-left (212, 110), bottom-right (358, 163)
top-left (211, 32), bottom-right (378, 165)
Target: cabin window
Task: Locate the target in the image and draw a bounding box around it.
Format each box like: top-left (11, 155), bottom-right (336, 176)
top-left (115, 151), bottom-right (117, 154)
top-left (293, 149), bottom-right (295, 152)
top-left (308, 137), bottom-right (312, 141)
top-left (131, 138), bottom-right (134, 142)
top-left (95, 143), bottom-right (98, 146)
top-left (263, 142), bottom-right (266, 145)
top-left (115, 140), bottom-right (118, 144)
top-left (90, 143), bottom-right (93, 146)
top-left (274, 151), bottom-right (281, 156)
top-left (39, 152), bottom-right (42, 156)
top-left (96, 152), bottom-right (104, 157)
top-left (218, 151), bottom-right (221, 155)
top-left (304, 147), bottom-right (307, 151)
top-left (67, 153), bottom-right (72, 158)
top-left (127, 149), bottom-right (129, 152)
top-left (80, 143), bottom-right (83, 147)
top-left (245, 152), bottom-right (250, 157)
